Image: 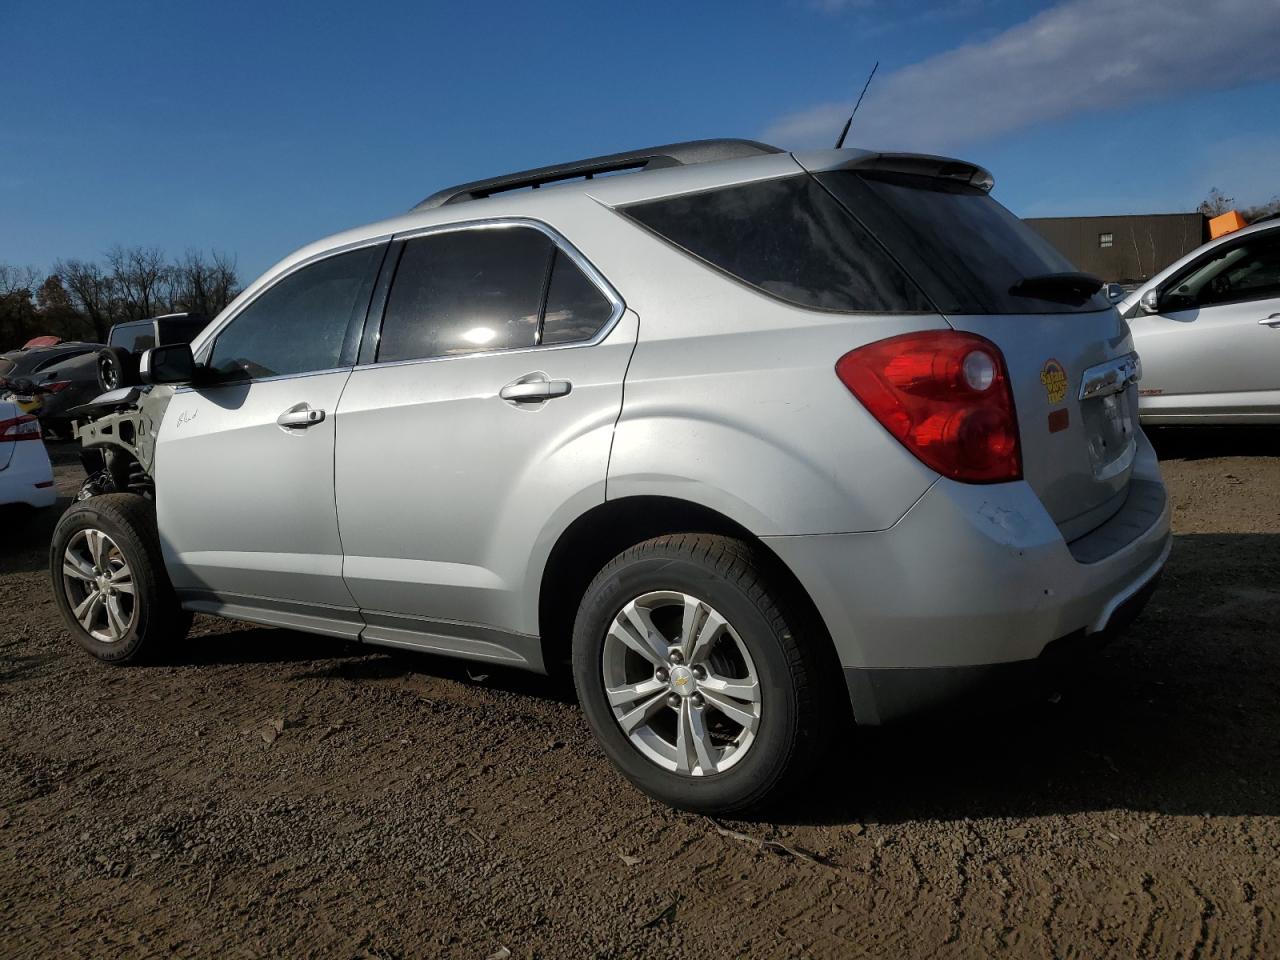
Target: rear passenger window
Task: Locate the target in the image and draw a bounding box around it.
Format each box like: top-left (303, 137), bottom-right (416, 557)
top-left (622, 175), bottom-right (932, 313)
top-left (541, 249), bottom-right (615, 345)
top-left (378, 227), bottom-right (553, 362)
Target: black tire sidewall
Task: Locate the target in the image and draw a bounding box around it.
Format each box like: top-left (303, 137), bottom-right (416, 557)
top-left (573, 545), bottom-right (803, 812)
top-left (97, 347), bottom-right (138, 392)
top-left (50, 499), bottom-right (164, 663)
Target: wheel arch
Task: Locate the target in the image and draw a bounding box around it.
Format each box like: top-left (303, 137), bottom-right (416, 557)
top-left (536, 495), bottom-right (837, 679)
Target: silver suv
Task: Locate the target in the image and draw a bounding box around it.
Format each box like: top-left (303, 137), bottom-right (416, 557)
top-left (51, 140), bottom-right (1171, 812)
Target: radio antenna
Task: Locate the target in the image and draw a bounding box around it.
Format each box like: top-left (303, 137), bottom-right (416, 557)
top-left (834, 61), bottom-right (879, 150)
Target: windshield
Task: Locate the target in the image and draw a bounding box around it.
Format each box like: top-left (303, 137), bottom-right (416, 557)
top-left (818, 171), bottom-right (1110, 315)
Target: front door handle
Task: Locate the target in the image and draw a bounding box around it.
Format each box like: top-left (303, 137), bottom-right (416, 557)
top-left (499, 376), bottom-right (572, 404)
top-left (1259, 313), bottom-right (1280, 328)
top-left (276, 404), bottom-right (326, 429)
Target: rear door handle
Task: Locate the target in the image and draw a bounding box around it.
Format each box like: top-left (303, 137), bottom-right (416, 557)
top-left (276, 404), bottom-right (326, 429)
top-left (1259, 313), bottom-right (1280, 327)
top-left (499, 376), bottom-right (572, 404)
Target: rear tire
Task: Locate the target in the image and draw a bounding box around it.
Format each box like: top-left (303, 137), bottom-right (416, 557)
top-left (97, 346), bottom-right (138, 391)
top-left (572, 534), bottom-right (837, 814)
top-left (49, 494), bottom-right (191, 663)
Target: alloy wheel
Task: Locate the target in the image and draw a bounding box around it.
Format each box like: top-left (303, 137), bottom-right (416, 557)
top-left (61, 529), bottom-right (137, 643)
top-left (602, 591), bottom-right (762, 776)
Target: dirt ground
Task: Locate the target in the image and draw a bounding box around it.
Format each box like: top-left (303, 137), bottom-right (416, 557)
top-left (2, 431), bottom-right (1278, 959)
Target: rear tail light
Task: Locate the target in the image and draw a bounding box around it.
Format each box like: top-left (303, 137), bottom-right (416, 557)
top-left (0, 415), bottom-right (42, 442)
top-left (41, 380), bottom-right (72, 393)
top-left (836, 331), bottom-right (1021, 483)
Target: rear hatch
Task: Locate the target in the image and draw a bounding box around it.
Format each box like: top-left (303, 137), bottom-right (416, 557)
top-left (813, 161), bottom-right (1140, 540)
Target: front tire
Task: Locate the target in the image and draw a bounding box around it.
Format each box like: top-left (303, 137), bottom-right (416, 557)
top-left (49, 494), bottom-right (191, 663)
top-left (572, 534), bottom-right (836, 814)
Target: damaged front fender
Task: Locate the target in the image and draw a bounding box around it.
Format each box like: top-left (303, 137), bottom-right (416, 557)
top-left (71, 385), bottom-right (177, 497)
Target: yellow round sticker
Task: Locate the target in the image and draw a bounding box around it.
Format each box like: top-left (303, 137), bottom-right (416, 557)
top-left (1040, 359), bottom-right (1068, 405)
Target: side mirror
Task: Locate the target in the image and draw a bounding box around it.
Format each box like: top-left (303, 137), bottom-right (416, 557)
top-left (1103, 282), bottom-right (1126, 303)
top-left (1139, 289), bottom-right (1161, 315)
top-left (139, 343), bottom-right (196, 385)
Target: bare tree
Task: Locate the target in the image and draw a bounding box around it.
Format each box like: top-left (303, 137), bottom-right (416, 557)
top-left (0, 264), bottom-right (42, 347)
top-left (169, 249), bottom-right (240, 318)
top-left (106, 245), bottom-right (170, 320)
top-left (35, 274), bottom-right (93, 341)
top-left (1242, 195), bottom-right (1280, 223)
top-left (56, 259), bottom-right (117, 341)
top-left (207, 250), bottom-right (240, 316)
top-left (0, 264), bottom-right (41, 297)
top-left (1197, 188), bottom-right (1236, 218)
top-left (6, 246), bottom-right (242, 350)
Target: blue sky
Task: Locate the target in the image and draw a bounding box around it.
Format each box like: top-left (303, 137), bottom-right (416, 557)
top-left (2, 0), bottom-right (1278, 283)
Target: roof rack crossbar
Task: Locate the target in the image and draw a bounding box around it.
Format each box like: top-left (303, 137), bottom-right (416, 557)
top-left (412, 139), bottom-right (783, 211)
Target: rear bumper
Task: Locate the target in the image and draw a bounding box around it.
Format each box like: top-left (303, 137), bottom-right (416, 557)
top-left (0, 443), bottom-right (57, 508)
top-left (765, 431), bottom-right (1171, 723)
top-left (842, 570), bottom-right (1161, 723)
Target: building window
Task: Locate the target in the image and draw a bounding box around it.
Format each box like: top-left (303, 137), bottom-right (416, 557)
top-left (1099, 232), bottom-right (1114, 248)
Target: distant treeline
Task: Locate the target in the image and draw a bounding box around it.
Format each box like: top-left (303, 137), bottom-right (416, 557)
top-left (0, 247), bottom-right (241, 350)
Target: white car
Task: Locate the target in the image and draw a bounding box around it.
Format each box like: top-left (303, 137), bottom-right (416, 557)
top-left (0, 400), bottom-right (56, 508)
top-left (1119, 218), bottom-right (1280, 424)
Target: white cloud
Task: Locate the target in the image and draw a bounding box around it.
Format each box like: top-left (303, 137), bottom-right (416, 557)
top-left (765, 0), bottom-right (1280, 152)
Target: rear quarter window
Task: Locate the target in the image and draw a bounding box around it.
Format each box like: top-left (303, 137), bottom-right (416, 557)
top-left (621, 175), bottom-right (933, 314)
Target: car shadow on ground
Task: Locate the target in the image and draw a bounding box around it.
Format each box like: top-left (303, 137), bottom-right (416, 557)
top-left (1150, 424), bottom-right (1280, 461)
top-left (169, 621), bottom-right (581, 703)
top-left (151, 531), bottom-right (1278, 824)
top-left (778, 529), bottom-right (1280, 825)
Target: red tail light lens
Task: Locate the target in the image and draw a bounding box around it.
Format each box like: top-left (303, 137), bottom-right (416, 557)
top-left (41, 380), bottom-right (72, 393)
top-left (836, 331), bottom-right (1021, 483)
top-left (0, 415), bottom-right (42, 442)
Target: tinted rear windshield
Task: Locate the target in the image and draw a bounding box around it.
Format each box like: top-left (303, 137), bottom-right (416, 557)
top-left (622, 175), bottom-right (932, 313)
top-left (819, 171), bottom-right (1107, 314)
top-left (623, 171), bottom-right (1107, 316)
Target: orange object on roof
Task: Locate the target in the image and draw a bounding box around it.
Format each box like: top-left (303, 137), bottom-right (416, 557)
top-left (1209, 210), bottom-right (1248, 239)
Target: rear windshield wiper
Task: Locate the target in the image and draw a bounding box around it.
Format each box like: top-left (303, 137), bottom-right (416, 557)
top-left (1008, 271), bottom-right (1103, 305)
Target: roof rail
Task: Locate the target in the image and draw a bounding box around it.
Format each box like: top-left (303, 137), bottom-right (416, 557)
top-left (411, 139), bottom-right (783, 211)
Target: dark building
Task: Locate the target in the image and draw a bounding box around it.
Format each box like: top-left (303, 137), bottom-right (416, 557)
top-left (1024, 213), bottom-right (1208, 283)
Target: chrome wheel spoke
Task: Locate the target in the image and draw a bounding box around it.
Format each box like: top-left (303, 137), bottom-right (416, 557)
top-left (63, 556), bottom-right (95, 584)
top-left (108, 564), bottom-right (134, 594)
top-left (104, 595), bottom-right (128, 639)
top-left (606, 676), bottom-right (667, 708)
top-left (676, 700), bottom-right (717, 775)
top-left (701, 689), bottom-right (759, 733)
top-left (610, 605), bottom-right (668, 666)
top-left (85, 530), bottom-right (107, 570)
top-left (682, 600), bottom-right (727, 664)
top-left (74, 590), bottom-right (104, 630)
top-left (617, 691), bottom-right (668, 734)
top-left (699, 673), bottom-right (760, 703)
